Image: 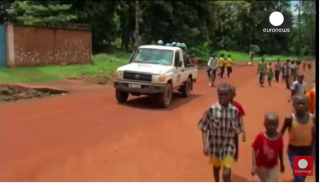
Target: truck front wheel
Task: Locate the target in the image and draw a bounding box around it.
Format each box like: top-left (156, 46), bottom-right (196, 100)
top-left (158, 83), bottom-right (173, 108)
top-left (115, 89), bottom-right (129, 103)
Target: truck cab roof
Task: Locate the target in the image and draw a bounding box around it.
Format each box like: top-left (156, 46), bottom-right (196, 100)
top-left (138, 45), bottom-right (183, 52)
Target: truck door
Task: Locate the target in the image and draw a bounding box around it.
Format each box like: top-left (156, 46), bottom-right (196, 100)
top-left (173, 51), bottom-right (183, 87)
top-left (179, 50), bottom-right (188, 82)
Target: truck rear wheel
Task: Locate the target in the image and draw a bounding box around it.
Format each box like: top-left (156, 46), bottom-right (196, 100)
top-left (158, 83), bottom-right (172, 108)
top-left (115, 89), bottom-right (129, 103)
top-left (181, 77), bottom-right (192, 97)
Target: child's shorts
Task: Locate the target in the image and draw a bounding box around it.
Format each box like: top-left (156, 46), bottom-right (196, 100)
top-left (208, 155), bottom-right (233, 168)
top-left (255, 166), bottom-right (278, 182)
top-left (288, 148), bottom-right (312, 181)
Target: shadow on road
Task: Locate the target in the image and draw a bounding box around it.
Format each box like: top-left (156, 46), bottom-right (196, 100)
top-left (122, 93), bottom-right (202, 111)
top-left (232, 173), bottom-right (251, 182)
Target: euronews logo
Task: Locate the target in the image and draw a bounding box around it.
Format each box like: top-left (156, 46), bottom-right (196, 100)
top-left (262, 11), bottom-right (290, 34)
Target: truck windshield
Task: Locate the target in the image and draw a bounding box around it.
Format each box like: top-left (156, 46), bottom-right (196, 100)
top-left (131, 48), bottom-right (174, 66)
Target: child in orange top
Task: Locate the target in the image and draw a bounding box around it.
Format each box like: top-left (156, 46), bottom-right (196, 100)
top-left (280, 94), bottom-right (314, 182)
top-left (305, 87), bottom-right (315, 114)
top-left (226, 55), bottom-right (233, 78)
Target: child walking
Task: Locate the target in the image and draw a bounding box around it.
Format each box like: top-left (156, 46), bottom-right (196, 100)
top-left (288, 74), bottom-right (306, 102)
top-left (281, 94), bottom-right (314, 182)
top-left (251, 112), bottom-right (285, 182)
top-left (274, 59), bottom-right (281, 82)
top-left (207, 54), bottom-right (218, 87)
top-left (198, 83), bottom-right (242, 182)
top-left (218, 54), bottom-right (225, 78)
top-left (282, 60), bottom-right (290, 89)
top-left (230, 86), bottom-right (246, 162)
top-left (257, 58), bottom-right (267, 86)
top-left (226, 55), bottom-right (233, 78)
top-left (267, 63), bottom-right (274, 86)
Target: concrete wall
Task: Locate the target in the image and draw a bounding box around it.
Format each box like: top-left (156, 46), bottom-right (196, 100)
top-left (6, 23), bottom-right (92, 67)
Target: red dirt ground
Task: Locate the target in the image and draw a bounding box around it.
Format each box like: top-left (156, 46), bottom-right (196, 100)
top-left (0, 63), bottom-right (313, 182)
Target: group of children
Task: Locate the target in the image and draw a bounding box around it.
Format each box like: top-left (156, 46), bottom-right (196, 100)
top-left (198, 82), bottom-right (315, 182)
top-left (257, 59), bottom-right (313, 88)
top-left (207, 54), bottom-right (233, 87)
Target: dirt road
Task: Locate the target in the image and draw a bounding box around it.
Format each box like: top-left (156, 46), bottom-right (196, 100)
top-left (0, 65), bottom-right (303, 181)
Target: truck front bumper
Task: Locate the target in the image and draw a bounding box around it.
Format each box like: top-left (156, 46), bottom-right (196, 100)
top-left (113, 80), bottom-right (167, 94)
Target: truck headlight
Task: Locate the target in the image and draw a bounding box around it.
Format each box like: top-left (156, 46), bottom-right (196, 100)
top-left (114, 71), bottom-right (123, 79)
top-left (154, 75), bottom-right (166, 82)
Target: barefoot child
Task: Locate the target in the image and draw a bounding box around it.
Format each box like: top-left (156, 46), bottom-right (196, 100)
top-left (207, 54), bottom-right (218, 87)
top-left (282, 60), bottom-right (290, 89)
top-left (226, 55), bottom-right (233, 78)
top-left (257, 58), bottom-right (267, 86)
top-left (218, 54), bottom-right (225, 78)
top-left (267, 63), bottom-right (274, 86)
top-left (198, 83), bottom-right (241, 182)
top-left (251, 112), bottom-right (285, 182)
top-left (288, 74), bottom-right (306, 103)
top-left (230, 86), bottom-right (246, 162)
top-left (281, 94), bottom-right (315, 182)
top-left (274, 59), bottom-right (281, 82)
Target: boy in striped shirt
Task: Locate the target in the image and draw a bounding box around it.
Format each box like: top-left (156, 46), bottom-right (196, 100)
top-left (198, 83), bottom-right (242, 182)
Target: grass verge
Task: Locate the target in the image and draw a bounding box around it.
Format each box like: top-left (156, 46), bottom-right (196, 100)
top-left (0, 53), bottom-right (130, 83)
top-left (0, 50), bottom-right (310, 83)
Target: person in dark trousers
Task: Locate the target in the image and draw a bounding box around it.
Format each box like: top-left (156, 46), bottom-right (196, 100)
top-left (289, 60), bottom-right (298, 81)
top-left (226, 55), bottom-right (233, 78)
top-left (267, 63), bottom-right (274, 86)
top-left (283, 60), bottom-right (290, 89)
top-left (218, 54), bottom-right (225, 78)
top-left (257, 58), bottom-right (267, 86)
top-left (274, 59), bottom-right (281, 82)
top-left (307, 60), bottom-right (312, 70)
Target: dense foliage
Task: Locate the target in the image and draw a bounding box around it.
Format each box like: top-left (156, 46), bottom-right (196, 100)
top-left (0, 0), bottom-right (316, 56)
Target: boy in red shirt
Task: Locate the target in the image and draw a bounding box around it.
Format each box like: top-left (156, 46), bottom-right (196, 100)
top-left (230, 86), bottom-right (246, 161)
top-left (251, 112), bottom-right (285, 181)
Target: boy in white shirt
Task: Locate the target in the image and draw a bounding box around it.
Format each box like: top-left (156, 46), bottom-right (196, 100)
top-left (207, 54), bottom-right (218, 87)
top-left (288, 74), bottom-right (306, 102)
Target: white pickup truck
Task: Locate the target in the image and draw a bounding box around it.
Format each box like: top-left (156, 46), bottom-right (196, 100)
top-left (113, 45), bottom-right (198, 108)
